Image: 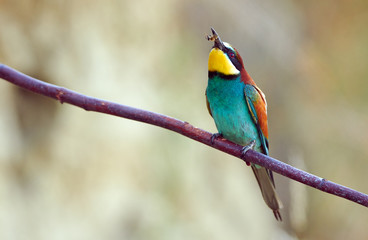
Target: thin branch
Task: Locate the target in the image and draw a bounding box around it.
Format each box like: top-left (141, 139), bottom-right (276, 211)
top-left (1, 63), bottom-right (367, 208)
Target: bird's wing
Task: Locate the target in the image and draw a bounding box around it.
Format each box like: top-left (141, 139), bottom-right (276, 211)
top-left (205, 89), bottom-right (213, 117)
top-left (244, 84), bottom-right (274, 185)
top-left (244, 84), bottom-right (269, 155)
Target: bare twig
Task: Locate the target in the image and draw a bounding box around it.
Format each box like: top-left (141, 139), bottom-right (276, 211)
top-left (1, 63), bottom-right (367, 207)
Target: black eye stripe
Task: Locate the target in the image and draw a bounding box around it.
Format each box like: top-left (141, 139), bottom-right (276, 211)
top-left (224, 47), bottom-right (242, 71)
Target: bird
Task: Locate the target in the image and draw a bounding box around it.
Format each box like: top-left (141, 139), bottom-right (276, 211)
top-left (205, 28), bottom-right (283, 220)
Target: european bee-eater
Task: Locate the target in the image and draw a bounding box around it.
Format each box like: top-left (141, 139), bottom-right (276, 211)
top-left (205, 28), bottom-right (282, 220)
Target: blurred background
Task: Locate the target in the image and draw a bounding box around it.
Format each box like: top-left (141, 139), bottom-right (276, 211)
top-left (0, 0), bottom-right (368, 239)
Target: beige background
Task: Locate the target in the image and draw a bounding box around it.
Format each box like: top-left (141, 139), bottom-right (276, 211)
top-left (0, 0), bottom-right (368, 239)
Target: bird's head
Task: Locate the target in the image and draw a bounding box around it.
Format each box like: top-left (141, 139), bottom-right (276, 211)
top-left (207, 28), bottom-right (245, 78)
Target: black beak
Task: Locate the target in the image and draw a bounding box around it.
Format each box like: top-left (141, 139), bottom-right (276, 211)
top-left (209, 27), bottom-right (225, 51)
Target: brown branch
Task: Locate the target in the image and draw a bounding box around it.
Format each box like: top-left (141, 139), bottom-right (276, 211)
top-left (1, 63), bottom-right (367, 208)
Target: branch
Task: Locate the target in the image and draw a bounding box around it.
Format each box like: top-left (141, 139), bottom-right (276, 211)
top-left (1, 63), bottom-right (367, 208)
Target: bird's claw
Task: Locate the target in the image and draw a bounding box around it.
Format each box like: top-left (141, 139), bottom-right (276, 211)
top-left (241, 140), bottom-right (256, 155)
top-left (241, 140), bottom-right (256, 166)
top-left (210, 133), bottom-right (223, 145)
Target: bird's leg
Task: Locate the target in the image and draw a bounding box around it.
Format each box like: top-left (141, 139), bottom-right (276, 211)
top-left (210, 133), bottom-right (223, 145)
top-left (241, 140), bottom-right (256, 166)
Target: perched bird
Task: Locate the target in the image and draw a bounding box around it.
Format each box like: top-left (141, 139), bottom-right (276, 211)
top-left (205, 28), bottom-right (283, 220)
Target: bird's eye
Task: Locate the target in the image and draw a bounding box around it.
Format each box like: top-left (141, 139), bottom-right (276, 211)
top-left (229, 52), bottom-right (235, 58)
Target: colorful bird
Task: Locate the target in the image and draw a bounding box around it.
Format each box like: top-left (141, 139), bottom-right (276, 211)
top-left (205, 28), bottom-right (283, 220)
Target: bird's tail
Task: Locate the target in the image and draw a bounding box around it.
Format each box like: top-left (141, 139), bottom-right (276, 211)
top-left (251, 165), bottom-right (283, 221)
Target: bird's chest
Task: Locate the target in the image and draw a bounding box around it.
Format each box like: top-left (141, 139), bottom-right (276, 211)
top-left (206, 76), bottom-right (258, 145)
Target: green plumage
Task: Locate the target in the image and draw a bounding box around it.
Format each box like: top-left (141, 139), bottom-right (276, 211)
top-left (206, 74), bottom-right (263, 153)
top-left (206, 27), bottom-right (282, 220)
top-left (207, 73), bottom-right (282, 220)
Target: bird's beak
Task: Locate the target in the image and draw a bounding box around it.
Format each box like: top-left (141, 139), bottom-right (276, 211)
top-left (208, 27), bottom-right (225, 51)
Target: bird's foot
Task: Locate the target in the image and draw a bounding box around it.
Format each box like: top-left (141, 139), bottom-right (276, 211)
top-left (210, 133), bottom-right (223, 145)
top-left (241, 140), bottom-right (256, 166)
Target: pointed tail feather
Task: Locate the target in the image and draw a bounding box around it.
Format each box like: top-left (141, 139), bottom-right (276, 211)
top-left (251, 165), bottom-right (283, 221)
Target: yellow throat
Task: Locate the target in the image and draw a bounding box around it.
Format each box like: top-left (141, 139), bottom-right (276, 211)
top-left (208, 48), bottom-right (240, 75)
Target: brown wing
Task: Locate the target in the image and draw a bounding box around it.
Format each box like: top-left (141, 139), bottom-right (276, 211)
top-left (244, 84), bottom-right (269, 154)
top-left (205, 90), bottom-right (213, 117)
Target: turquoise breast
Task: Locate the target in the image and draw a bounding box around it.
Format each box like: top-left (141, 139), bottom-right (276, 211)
top-left (206, 75), bottom-right (262, 151)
